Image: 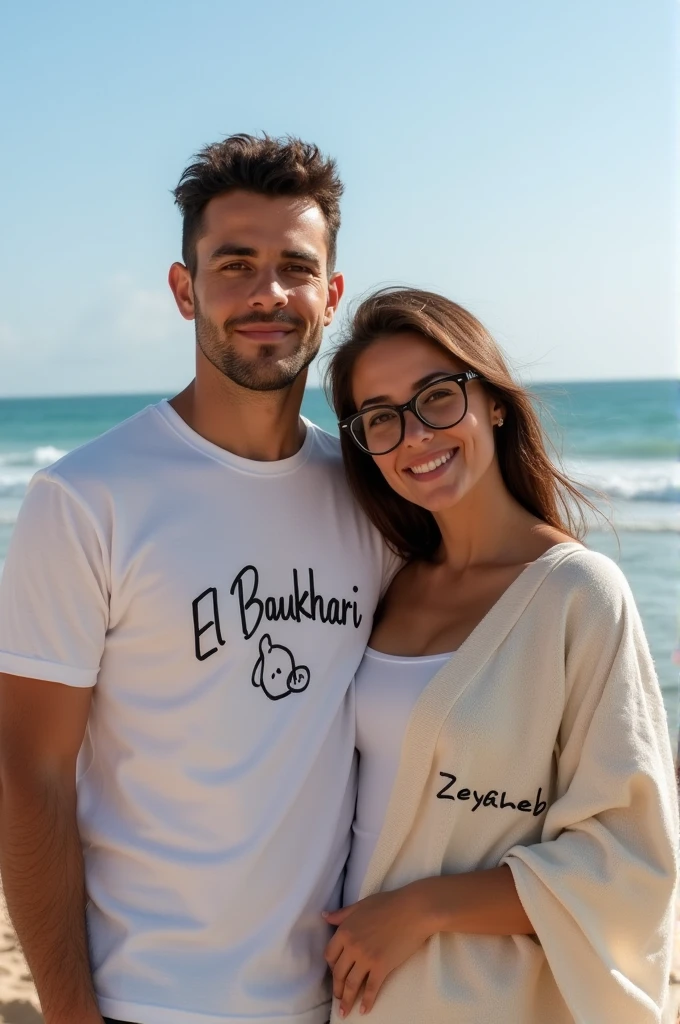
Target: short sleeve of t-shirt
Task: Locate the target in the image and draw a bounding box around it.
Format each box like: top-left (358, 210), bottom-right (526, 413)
top-left (0, 472), bottom-right (109, 687)
top-left (380, 544), bottom-right (404, 596)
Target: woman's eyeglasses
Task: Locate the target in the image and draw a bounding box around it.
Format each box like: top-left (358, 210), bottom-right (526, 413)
top-left (339, 371), bottom-right (482, 456)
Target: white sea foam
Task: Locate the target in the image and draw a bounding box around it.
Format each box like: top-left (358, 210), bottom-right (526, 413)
top-left (0, 449), bottom-right (677, 526)
top-left (0, 445), bottom-right (69, 497)
top-left (587, 506), bottom-right (679, 534)
top-left (0, 469), bottom-right (39, 498)
top-left (567, 459), bottom-right (679, 505)
top-left (0, 445), bottom-right (68, 468)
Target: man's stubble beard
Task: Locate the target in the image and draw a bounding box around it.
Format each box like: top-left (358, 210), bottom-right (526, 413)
top-left (194, 302), bottom-right (324, 393)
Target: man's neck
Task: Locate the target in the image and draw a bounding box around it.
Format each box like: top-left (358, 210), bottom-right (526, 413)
top-left (169, 367), bottom-right (308, 463)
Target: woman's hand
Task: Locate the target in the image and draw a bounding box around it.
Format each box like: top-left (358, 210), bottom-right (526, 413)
top-left (322, 882), bottom-right (434, 1017)
top-left (322, 868), bottom-right (533, 1016)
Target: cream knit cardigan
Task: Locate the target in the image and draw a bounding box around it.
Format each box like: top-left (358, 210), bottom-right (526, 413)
top-left (331, 543), bottom-right (678, 1024)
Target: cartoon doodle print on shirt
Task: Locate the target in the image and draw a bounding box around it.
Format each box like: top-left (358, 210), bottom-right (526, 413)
top-left (251, 634), bottom-right (310, 701)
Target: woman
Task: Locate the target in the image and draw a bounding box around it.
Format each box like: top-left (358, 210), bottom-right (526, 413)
top-left (321, 288), bottom-right (678, 1023)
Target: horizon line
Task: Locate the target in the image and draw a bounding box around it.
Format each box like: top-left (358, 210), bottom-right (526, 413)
top-left (0, 376), bottom-right (678, 402)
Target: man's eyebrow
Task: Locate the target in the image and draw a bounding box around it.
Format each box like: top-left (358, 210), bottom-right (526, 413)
top-left (281, 249), bottom-right (321, 270)
top-left (206, 245), bottom-right (321, 270)
top-left (207, 244), bottom-right (258, 262)
top-left (359, 372), bottom-right (455, 410)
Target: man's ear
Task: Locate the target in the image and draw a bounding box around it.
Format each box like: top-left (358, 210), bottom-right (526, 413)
top-left (168, 262), bottom-right (196, 321)
top-left (323, 272), bottom-right (345, 327)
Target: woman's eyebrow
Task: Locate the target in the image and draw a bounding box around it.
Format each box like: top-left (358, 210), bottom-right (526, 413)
top-left (358, 372), bottom-right (455, 410)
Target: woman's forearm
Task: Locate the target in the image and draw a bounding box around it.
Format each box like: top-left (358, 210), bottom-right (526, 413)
top-left (413, 865), bottom-right (534, 937)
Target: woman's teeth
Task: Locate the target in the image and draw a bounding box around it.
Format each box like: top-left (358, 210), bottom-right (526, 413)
top-left (409, 449), bottom-right (456, 475)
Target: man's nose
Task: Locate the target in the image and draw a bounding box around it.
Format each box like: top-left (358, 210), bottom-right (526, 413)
top-left (402, 410), bottom-right (435, 447)
top-left (246, 270), bottom-right (288, 311)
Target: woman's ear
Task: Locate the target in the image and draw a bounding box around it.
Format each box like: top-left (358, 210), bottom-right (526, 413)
top-left (491, 398), bottom-right (506, 427)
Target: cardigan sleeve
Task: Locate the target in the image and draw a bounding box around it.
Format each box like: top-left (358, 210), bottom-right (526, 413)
top-left (502, 551), bottom-right (679, 1024)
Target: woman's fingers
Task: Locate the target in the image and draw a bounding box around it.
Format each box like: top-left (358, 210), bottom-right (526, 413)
top-left (338, 961), bottom-right (369, 1018)
top-left (359, 969), bottom-right (386, 1015)
top-left (323, 904), bottom-right (356, 925)
top-left (324, 931), bottom-right (342, 968)
top-left (331, 949), bottom-right (356, 1000)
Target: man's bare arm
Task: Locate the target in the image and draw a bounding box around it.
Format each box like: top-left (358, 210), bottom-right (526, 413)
top-left (0, 672), bottom-right (104, 1024)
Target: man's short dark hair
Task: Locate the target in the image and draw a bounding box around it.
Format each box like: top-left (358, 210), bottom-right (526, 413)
top-left (173, 133), bottom-right (343, 277)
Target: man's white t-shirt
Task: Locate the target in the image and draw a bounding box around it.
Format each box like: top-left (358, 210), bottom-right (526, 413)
top-left (0, 401), bottom-right (398, 1024)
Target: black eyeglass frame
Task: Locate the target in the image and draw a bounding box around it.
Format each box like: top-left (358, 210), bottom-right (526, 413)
top-left (339, 370), bottom-right (483, 456)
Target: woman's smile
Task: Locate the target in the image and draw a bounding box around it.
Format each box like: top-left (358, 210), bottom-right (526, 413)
top-left (402, 446), bottom-right (460, 480)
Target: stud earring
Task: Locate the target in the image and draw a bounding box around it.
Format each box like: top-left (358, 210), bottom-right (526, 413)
top-left (497, 417), bottom-right (504, 427)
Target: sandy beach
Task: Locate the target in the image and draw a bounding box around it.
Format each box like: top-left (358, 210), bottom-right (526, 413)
top-left (0, 893), bottom-right (41, 1023)
top-left (1, 885), bottom-right (679, 1023)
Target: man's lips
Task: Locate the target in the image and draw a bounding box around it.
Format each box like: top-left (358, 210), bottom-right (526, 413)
top-left (232, 323), bottom-right (297, 343)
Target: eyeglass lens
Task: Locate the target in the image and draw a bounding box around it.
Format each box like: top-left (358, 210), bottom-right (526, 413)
top-left (351, 378), bottom-right (467, 454)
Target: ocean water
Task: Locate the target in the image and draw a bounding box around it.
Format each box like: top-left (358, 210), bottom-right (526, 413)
top-left (1, 381), bottom-right (678, 736)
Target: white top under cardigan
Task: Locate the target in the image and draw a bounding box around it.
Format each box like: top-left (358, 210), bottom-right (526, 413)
top-left (344, 649), bottom-right (452, 905)
top-left (330, 543), bottom-right (679, 1024)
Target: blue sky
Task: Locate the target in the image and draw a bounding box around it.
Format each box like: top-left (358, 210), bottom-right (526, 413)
top-left (0, 0), bottom-right (676, 396)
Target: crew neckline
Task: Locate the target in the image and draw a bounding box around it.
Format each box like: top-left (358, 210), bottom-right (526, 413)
top-left (153, 399), bottom-right (316, 476)
top-left (364, 647), bottom-right (455, 663)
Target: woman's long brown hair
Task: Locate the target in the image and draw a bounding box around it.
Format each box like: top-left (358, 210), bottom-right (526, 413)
top-left (324, 287), bottom-right (602, 561)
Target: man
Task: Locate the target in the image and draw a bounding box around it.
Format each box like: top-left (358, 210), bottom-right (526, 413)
top-left (0, 134), bottom-right (396, 1024)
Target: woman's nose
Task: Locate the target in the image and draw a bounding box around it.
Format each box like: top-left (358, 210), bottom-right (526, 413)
top-left (402, 410), bottom-right (435, 447)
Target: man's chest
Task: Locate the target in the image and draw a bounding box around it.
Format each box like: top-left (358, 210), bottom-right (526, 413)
top-left (99, 493), bottom-right (384, 717)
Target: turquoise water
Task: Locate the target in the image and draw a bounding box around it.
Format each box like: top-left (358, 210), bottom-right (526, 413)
top-left (0, 381), bottom-right (678, 735)
top-left (535, 380), bottom-right (678, 460)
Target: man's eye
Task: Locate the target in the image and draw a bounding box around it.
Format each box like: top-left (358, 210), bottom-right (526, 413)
top-left (221, 262), bottom-right (249, 271)
top-left (285, 264), bottom-right (314, 274)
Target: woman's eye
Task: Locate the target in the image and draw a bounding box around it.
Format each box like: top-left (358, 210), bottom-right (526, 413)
top-left (424, 388), bottom-right (455, 403)
top-left (368, 411), bottom-right (397, 428)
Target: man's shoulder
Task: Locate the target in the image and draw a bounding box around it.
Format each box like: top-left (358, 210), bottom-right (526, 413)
top-left (40, 403), bottom-right (164, 492)
top-left (304, 419), bottom-right (401, 581)
top-left (304, 419), bottom-right (348, 476)
top-left (305, 419), bottom-right (342, 460)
